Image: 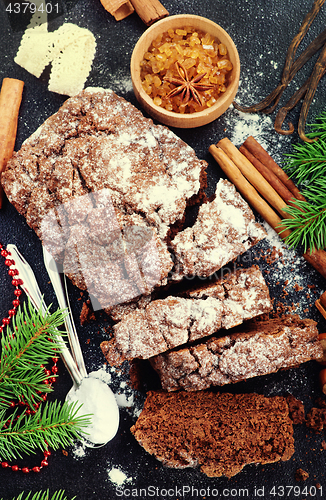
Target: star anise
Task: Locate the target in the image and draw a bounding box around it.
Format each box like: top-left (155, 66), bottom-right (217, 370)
top-left (163, 61), bottom-right (215, 106)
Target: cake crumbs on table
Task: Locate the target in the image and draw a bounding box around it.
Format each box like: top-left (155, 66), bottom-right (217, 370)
top-left (295, 468), bottom-right (309, 481)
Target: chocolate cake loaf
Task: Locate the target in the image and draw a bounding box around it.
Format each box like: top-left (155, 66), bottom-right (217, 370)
top-left (150, 315), bottom-right (323, 391)
top-left (1, 88), bottom-right (207, 309)
top-left (130, 390), bottom-right (295, 478)
top-left (101, 265), bottom-right (272, 364)
top-left (2, 88), bottom-right (268, 311)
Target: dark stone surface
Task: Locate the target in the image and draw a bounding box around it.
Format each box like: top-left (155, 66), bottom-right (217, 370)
top-left (0, 0), bottom-right (326, 498)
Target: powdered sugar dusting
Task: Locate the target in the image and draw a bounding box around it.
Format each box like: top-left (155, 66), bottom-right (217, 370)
top-left (252, 221), bottom-right (324, 320)
top-left (223, 105), bottom-right (292, 164)
top-left (107, 467), bottom-right (132, 486)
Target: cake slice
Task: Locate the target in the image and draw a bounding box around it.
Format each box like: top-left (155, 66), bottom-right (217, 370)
top-left (171, 179), bottom-right (267, 281)
top-left (100, 265), bottom-right (272, 365)
top-left (130, 390), bottom-right (295, 478)
top-left (150, 315), bottom-right (323, 391)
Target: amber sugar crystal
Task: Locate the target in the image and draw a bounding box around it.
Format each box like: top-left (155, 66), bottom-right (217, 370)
top-left (140, 26), bottom-right (233, 114)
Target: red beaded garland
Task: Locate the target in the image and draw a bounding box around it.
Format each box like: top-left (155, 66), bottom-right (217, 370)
top-left (0, 244), bottom-right (21, 332)
top-left (0, 447), bottom-right (52, 473)
top-left (0, 243), bottom-right (58, 473)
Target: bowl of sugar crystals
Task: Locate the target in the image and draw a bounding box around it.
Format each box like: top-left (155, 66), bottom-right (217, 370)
top-left (131, 14), bottom-right (240, 128)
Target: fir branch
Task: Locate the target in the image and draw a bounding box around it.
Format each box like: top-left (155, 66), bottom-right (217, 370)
top-left (284, 136), bottom-right (326, 189)
top-left (0, 400), bottom-right (91, 461)
top-left (0, 490), bottom-right (76, 500)
top-left (281, 111), bottom-right (326, 251)
top-left (0, 301), bottom-right (67, 409)
top-left (281, 199), bottom-right (326, 252)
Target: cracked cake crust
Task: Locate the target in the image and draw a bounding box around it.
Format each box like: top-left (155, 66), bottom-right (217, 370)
top-left (2, 88), bottom-right (207, 308)
top-left (100, 265), bottom-right (272, 364)
top-left (150, 315), bottom-right (323, 391)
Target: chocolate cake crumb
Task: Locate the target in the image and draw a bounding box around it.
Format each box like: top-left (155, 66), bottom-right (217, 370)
top-left (286, 395), bottom-right (306, 425)
top-left (131, 391), bottom-right (295, 478)
top-left (129, 360), bottom-right (143, 391)
top-left (295, 468), bottom-right (309, 481)
top-left (80, 301), bottom-right (96, 326)
top-left (306, 408), bottom-right (326, 433)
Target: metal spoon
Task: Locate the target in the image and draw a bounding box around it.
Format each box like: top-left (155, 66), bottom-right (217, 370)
top-left (7, 244), bottom-right (119, 445)
top-left (7, 244), bottom-right (83, 388)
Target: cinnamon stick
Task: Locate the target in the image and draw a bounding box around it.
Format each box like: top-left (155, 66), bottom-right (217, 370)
top-left (217, 137), bottom-right (290, 219)
top-left (303, 249), bottom-right (326, 281)
top-left (209, 145), bottom-right (291, 239)
top-left (242, 136), bottom-right (306, 201)
top-left (130, 0), bottom-right (169, 26)
top-left (99, 0), bottom-right (134, 21)
top-left (0, 78), bottom-right (24, 209)
top-left (316, 293), bottom-right (326, 320)
top-left (239, 145), bottom-right (296, 205)
top-left (210, 139), bottom-right (326, 281)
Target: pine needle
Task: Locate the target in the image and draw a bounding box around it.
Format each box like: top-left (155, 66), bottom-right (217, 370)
top-left (281, 111), bottom-right (326, 251)
top-left (281, 199), bottom-right (326, 252)
top-left (0, 490), bottom-right (76, 500)
top-left (0, 400), bottom-right (91, 461)
top-left (0, 301), bottom-right (67, 409)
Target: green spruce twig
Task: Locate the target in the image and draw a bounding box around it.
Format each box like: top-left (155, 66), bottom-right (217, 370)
top-left (0, 400), bottom-right (90, 461)
top-left (1, 490), bottom-right (76, 500)
top-left (0, 301), bottom-right (67, 410)
top-left (0, 300), bottom-right (91, 462)
top-left (281, 111), bottom-right (326, 252)
top-left (281, 199), bottom-right (326, 252)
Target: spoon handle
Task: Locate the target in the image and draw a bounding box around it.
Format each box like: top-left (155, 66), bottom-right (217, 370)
top-left (6, 244), bottom-right (83, 388)
top-left (42, 247), bottom-right (88, 378)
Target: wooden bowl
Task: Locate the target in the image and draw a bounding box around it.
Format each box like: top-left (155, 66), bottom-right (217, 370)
top-left (130, 14), bottom-right (240, 128)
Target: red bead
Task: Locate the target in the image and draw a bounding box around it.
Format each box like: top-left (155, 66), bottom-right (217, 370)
top-left (22, 467), bottom-right (30, 473)
top-left (41, 460), bottom-right (48, 467)
top-left (1, 462), bottom-right (9, 468)
top-left (8, 309), bottom-right (16, 317)
top-left (25, 409), bottom-right (31, 415)
top-left (14, 289), bottom-right (22, 296)
top-left (0, 327), bottom-right (3, 333)
top-left (1, 250), bottom-right (8, 257)
top-left (44, 369), bottom-right (51, 376)
top-left (12, 299), bottom-right (20, 307)
top-left (44, 450), bottom-right (51, 457)
top-left (2, 318), bottom-right (10, 325)
top-left (42, 394), bottom-right (48, 401)
top-left (17, 279), bottom-right (23, 285)
top-left (4, 259), bottom-right (12, 266)
top-left (52, 366), bottom-right (58, 374)
top-left (32, 466), bottom-right (41, 473)
top-left (50, 377), bottom-right (56, 383)
top-left (11, 279), bottom-right (18, 286)
top-left (9, 401), bottom-right (16, 408)
top-left (11, 465), bottom-right (19, 471)
top-left (8, 269), bottom-right (16, 277)
top-left (52, 357), bottom-right (59, 363)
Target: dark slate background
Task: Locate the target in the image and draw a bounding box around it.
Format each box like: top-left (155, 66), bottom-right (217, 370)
top-left (0, 0), bottom-right (326, 499)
